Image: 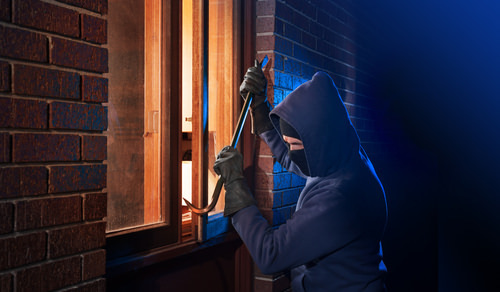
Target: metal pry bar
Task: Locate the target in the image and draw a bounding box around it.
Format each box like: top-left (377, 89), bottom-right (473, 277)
top-left (183, 90), bottom-right (252, 215)
top-left (184, 57), bottom-right (267, 215)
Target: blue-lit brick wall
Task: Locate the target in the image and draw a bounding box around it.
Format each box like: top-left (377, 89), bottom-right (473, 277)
top-left (255, 0), bottom-right (387, 228)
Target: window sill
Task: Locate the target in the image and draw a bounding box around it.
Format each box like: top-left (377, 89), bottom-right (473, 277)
top-left (106, 230), bottom-right (241, 277)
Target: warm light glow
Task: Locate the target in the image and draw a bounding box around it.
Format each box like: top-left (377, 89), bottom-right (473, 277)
top-left (182, 0), bottom-right (193, 132)
top-left (144, 0), bottom-right (162, 223)
top-left (207, 0), bottom-right (236, 215)
top-left (182, 161), bottom-right (192, 205)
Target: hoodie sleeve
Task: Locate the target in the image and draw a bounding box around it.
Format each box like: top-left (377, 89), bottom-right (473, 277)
top-left (231, 187), bottom-right (360, 274)
top-left (260, 129), bottom-right (307, 177)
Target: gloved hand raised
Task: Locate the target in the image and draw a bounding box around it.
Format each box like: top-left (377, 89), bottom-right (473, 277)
top-left (239, 59), bottom-right (274, 135)
top-left (240, 59), bottom-right (268, 109)
top-left (214, 146), bottom-right (256, 217)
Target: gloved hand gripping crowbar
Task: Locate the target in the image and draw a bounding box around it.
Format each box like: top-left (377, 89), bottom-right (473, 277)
top-left (184, 57), bottom-right (267, 215)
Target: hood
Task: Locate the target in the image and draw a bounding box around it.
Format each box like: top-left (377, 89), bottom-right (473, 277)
top-left (270, 72), bottom-right (360, 177)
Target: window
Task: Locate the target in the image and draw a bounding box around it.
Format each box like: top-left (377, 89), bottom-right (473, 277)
top-left (106, 0), bottom-right (246, 261)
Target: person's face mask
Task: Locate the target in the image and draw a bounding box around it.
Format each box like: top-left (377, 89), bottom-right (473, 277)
top-left (283, 135), bottom-right (310, 176)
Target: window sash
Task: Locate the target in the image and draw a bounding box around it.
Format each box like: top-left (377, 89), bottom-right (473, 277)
top-left (190, 0), bottom-right (241, 242)
top-left (106, 0), bottom-right (180, 260)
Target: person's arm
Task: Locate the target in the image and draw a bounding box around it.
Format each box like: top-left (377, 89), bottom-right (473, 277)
top-left (260, 129), bottom-right (308, 177)
top-left (231, 187), bottom-right (360, 274)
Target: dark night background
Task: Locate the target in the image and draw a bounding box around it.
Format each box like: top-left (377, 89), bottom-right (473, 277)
top-left (357, 1), bottom-right (500, 290)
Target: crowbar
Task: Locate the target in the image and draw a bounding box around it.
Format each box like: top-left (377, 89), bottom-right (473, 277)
top-left (184, 56), bottom-right (268, 215)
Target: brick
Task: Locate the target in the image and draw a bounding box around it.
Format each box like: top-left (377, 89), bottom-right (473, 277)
top-left (81, 14), bottom-right (107, 44)
top-left (317, 39), bottom-right (333, 55)
top-left (285, 0), bottom-right (310, 14)
top-left (273, 172), bottom-right (291, 190)
top-left (13, 65), bottom-right (80, 99)
top-left (256, 0), bottom-right (275, 16)
top-left (14, 0), bottom-right (79, 37)
top-left (273, 160), bottom-right (284, 173)
top-left (16, 196), bottom-right (82, 231)
top-left (291, 173), bottom-right (306, 187)
top-left (274, 71), bottom-right (293, 90)
top-left (0, 203), bottom-right (14, 234)
top-left (317, 10), bottom-right (330, 26)
top-left (256, 35), bottom-right (274, 52)
top-left (50, 102), bottom-right (107, 131)
top-left (273, 206), bottom-right (292, 226)
top-left (0, 167), bottom-right (48, 198)
top-left (0, 273), bottom-right (12, 292)
top-left (0, 98), bottom-right (47, 129)
top-left (302, 31), bottom-right (316, 50)
top-left (56, 0), bottom-right (108, 14)
top-left (42, 256), bottom-right (81, 291)
top-left (12, 134), bottom-right (80, 162)
top-left (302, 64), bottom-right (316, 79)
top-left (275, 36), bottom-right (292, 55)
top-left (256, 138), bottom-right (273, 156)
top-left (292, 11), bottom-right (310, 28)
top-left (16, 266), bottom-right (41, 292)
top-left (309, 22), bottom-right (323, 38)
top-left (51, 37), bottom-right (108, 73)
top-left (254, 190), bottom-right (274, 209)
top-left (0, 61), bottom-right (10, 92)
top-left (284, 23), bottom-right (300, 42)
top-left (16, 256), bottom-right (81, 292)
top-left (272, 87), bottom-right (286, 105)
top-left (0, 133), bottom-right (9, 163)
top-left (82, 135), bottom-right (107, 161)
top-left (48, 222), bottom-right (106, 258)
top-left (255, 172), bottom-right (272, 191)
top-left (82, 75), bottom-right (108, 103)
top-left (0, 26), bottom-right (47, 62)
top-left (275, 18), bottom-right (284, 35)
top-left (62, 278), bottom-right (106, 292)
top-left (282, 188), bottom-right (300, 205)
top-left (256, 155), bottom-right (274, 173)
top-left (293, 44), bottom-right (313, 65)
top-left (275, 1), bottom-right (293, 21)
top-left (292, 76), bottom-right (307, 90)
top-left (0, 0), bottom-right (10, 21)
top-left (84, 192), bottom-right (106, 220)
top-left (49, 164), bottom-right (106, 193)
top-left (283, 59), bottom-right (295, 75)
top-left (256, 16), bottom-right (274, 33)
top-left (82, 249), bottom-right (105, 280)
top-left (0, 232), bottom-right (46, 269)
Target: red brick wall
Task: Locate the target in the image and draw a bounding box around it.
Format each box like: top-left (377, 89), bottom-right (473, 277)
top-left (0, 0), bottom-right (108, 291)
top-left (254, 0), bottom-right (388, 290)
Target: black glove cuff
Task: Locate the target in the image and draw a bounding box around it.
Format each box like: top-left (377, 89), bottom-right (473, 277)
top-left (250, 101), bottom-right (274, 135)
top-left (223, 179), bottom-right (256, 217)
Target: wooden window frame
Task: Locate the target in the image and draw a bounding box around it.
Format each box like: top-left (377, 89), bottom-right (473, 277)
top-left (106, 0), bottom-right (255, 278)
top-left (106, 0), bottom-right (180, 262)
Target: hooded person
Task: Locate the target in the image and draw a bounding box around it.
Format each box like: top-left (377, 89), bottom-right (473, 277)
top-left (213, 62), bottom-right (388, 291)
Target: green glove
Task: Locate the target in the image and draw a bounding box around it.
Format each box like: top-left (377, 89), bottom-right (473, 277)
top-left (213, 146), bottom-right (256, 217)
top-left (240, 60), bottom-right (274, 135)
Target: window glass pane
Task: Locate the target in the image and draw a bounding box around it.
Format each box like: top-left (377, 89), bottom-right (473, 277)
top-left (106, 0), bottom-right (163, 232)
